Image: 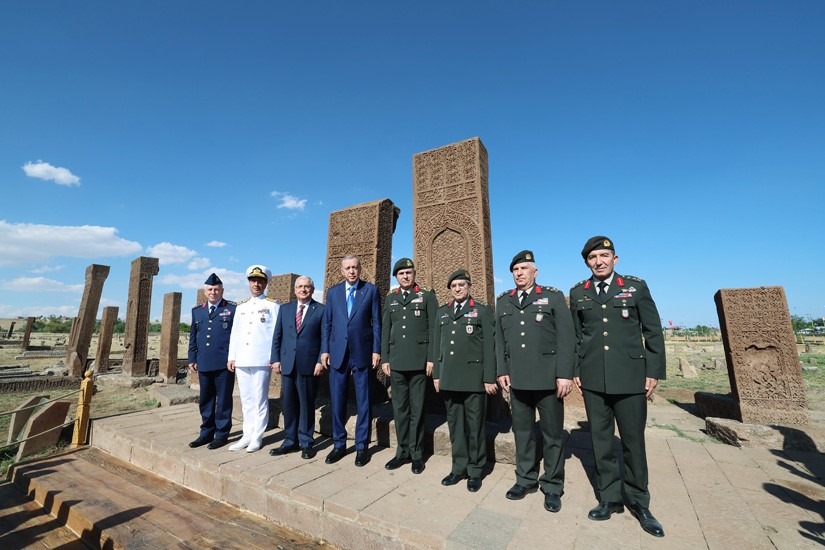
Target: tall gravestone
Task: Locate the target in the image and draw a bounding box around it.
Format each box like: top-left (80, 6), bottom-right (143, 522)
top-left (67, 264), bottom-right (110, 377)
top-left (714, 286), bottom-right (809, 425)
top-left (95, 306), bottom-right (119, 373)
top-left (196, 289), bottom-right (207, 306)
top-left (412, 137), bottom-right (495, 305)
top-left (323, 198), bottom-right (399, 303)
top-left (122, 256), bottom-right (159, 377)
top-left (267, 273), bottom-right (299, 304)
top-left (21, 317), bottom-right (35, 350)
top-left (6, 321), bottom-right (15, 338)
top-left (159, 292), bottom-right (182, 383)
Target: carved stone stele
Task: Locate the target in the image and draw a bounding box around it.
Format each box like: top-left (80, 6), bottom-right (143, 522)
top-left (412, 137), bottom-right (494, 305)
top-left (67, 264), bottom-right (110, 377)
top-left (267, 273), bottom-right (299, 305)
top-left (715, 286), bottom-right (809, 425)
top-left (122, 256), bottom-right (159, 377)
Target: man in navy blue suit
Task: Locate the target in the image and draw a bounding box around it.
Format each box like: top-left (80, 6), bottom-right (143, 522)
top-left (321, 255), bottom-right (382, 467)
top-left (269, 276), bottom-right (325, 460)
top-left (188, 273), bottom-right (236, 450)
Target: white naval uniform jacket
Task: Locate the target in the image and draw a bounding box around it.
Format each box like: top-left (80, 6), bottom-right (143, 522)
top-left (228, 295), bottom-right (280, 367)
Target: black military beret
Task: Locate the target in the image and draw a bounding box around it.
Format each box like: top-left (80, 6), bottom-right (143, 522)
top-left (581, 236), bottom-right (615, 259)
top-left (509, 250), bottom-right (535, 272)
top-left (393, 257), bottom-right (414, 276)
top-left (447, 269), bottom-right (471, 288)
top-left (204, 273), bottom-right (222, 286)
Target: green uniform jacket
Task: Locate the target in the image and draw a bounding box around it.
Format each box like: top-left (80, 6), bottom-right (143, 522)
top-left (495, 285), bottom-right (575, 390)
top-left (569, 273), bottom-right (666, 394)
top-left (433, 298), bottom-right (496, 392)
top-left (380, 284), bottom-right (438, 371)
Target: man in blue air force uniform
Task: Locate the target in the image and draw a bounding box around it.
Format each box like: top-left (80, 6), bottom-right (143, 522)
top-left (188, 273), bottom-right (236, 450)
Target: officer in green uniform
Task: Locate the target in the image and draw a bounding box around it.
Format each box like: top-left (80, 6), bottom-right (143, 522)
top-left (569, 236), bottom-right (666, 538)
top-left (433, 269), bottom-right (497, 493)
top-left (381, 258), bottom-right (438, 474)
top-left (495, 250), bottom-right (575, 513)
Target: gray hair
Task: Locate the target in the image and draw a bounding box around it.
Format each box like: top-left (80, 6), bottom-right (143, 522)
top-left (295, 275), bottom-right (315, 290)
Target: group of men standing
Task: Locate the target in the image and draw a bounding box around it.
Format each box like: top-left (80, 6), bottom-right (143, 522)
top-left (187, 236), bottom-right (666, 538)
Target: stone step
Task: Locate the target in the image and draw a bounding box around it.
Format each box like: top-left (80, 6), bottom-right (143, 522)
top-left (9, 446), bottom-right (325, 549)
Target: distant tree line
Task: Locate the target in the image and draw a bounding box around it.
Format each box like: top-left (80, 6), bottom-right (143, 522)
top-left (30, 316), bottom-right (190, 334)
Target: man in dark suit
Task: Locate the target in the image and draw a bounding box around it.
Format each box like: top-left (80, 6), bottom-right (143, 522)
top-left (270, 276), bottom-right (325, 459)
top-left (381, 258), bottom-right (438, 474)
top-left (188, 273), bottom-right (236, 450)
top-left (321, 255), bottom-right (382, 467)
top-left (570, 236), bottom-right (666, 538)
top-left (496, 250), bottom-right (575, 513)
top-left (432, 269), bottom-right (497, 493)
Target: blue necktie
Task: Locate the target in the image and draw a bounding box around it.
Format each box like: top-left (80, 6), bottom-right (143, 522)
top-left (347, 286), bottom-right (355, 317)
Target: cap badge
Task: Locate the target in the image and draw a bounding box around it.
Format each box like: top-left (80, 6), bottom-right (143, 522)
top-left (603, 239), bottom-right (611, 247)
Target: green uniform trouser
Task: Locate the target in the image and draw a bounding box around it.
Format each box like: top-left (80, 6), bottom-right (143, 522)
top-left (443, 390), bottom-right (487, 478)
top-left (583, 389), bottom-right (649, 507)
top-left (390, 369), bottom-right (426, 461)
top-left (511, 388), bottom-right (565, 495)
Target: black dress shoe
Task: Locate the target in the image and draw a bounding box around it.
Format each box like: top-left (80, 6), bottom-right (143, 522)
top-left (269, 444), bottom-right (299, 456)
top-left (411, 460), bottom-right (425, 474)
top-left (301, 447), bottom-right (316, 459)
top-left (385, 456), bottom-right (411, 470)
top-left (467, 477), bottom-right (482, 492)
top-left (588, 501), bottom-right (624, 521)
top-left (207, 438), bottom-right (228, 450)
top-left (505, 484), bottom-right (538, 500)
top-left (354, 449), bottom-right (370, 467)
top-left (543, 492), bottom-right (562, 513)
top-left (629, 502), bottom-right (665, 537)
top-left (441, 473), bottom-right (466, 486)
top-left (189, 436), bottom-right (213, 448)
top-left (325, 446), bottom-right (347, 464)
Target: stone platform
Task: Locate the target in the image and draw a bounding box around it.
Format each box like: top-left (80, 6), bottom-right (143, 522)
top-left (72, 401), bottom-right (825, 549)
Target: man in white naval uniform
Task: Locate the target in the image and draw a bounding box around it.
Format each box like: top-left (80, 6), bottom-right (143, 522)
top-left (227, 265), bottom-right (280, 452)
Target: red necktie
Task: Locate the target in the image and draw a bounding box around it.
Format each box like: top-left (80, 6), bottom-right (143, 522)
top-left (296, 304), bottom-right (304, 331)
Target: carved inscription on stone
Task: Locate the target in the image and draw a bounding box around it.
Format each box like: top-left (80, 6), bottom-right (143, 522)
top-left (159, 292), bottom-right (182, 383)
top-left (323, 199), bottom-right (399, 304)
top-left (196, 289), bottom-right (206, 306)
top-left (413, 137), bottom-right (494, 305)
top-left (267, 273), bottom-right (299, 305)
top-left (95, 306), bottom-right (119, 373)
top-left (122, 256), bottom-right (160, 377)
top-left (715, 286), bottom-right (809, 425)
top-left (67, 264), bottom-right (110, 377)
top-left (21, 317), bottom-right (35, 350)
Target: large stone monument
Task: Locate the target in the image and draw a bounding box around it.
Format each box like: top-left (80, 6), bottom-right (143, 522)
top-left (697, 286), bottom-right (809, 426)
top-left (412, 137), bottom-right (494, 304)
top-left (122, 256), bottom-right (159, 377)
top-left (196, 289), bottom-right (206, 306)
top-left (21, 316), bottom-right (35, 350)
top-left (323, 198), bottom-right (399, 302)
top-left (159, 292), bottom-right (182, 383)
top-left (66, 264), bottom-right (110, 377)
top-left (267, 273), bottom-right (299, 304)
top-left (95, 306), bottom-right (119, 373)
top-left (6, 321), bottom-right (15, 338)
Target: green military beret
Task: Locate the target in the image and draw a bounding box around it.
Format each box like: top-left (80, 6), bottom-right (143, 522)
top-left (509, 249), bottom-right (535, 271)
top-left (447, 269), bottom-right (471, 288)
top-left (581, 236), bottom-right (615, 259)
top-left (393, 257), bottom-right (414, 276)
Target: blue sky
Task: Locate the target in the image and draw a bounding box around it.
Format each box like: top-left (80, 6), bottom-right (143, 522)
top-left (1, 1), bottom-right (823, 327)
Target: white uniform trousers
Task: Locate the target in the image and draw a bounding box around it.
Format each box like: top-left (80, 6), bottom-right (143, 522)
top-left (235, 366), bottom-right (271, 446)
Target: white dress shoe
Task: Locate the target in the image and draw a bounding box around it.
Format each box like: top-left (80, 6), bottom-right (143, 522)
top-left (228, 439), bottom-right (250, 451)
top-left (246, 442), bottom-right (262, 453)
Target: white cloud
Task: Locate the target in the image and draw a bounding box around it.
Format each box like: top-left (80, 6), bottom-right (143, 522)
top-left (0, 304), bottom-right (78, 317)
top-left (0, 220), bottom-right (142, 267)
top-left (270, 191), bottom-right (307, 211)
top-left (22, 160), bottom-right (81, 186)
top-left (32, 264), bottom-right (65, 274)
top-left (0, 277), bottom-right (84, 293)
top-left (205, 240), bottom-right (227, 248)
top-left (145, 242), bottom-right (198, 266)
top-left (187, 257), bottom-right (210, 270)
top-left (157, 268), bottom-right (248, 302)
